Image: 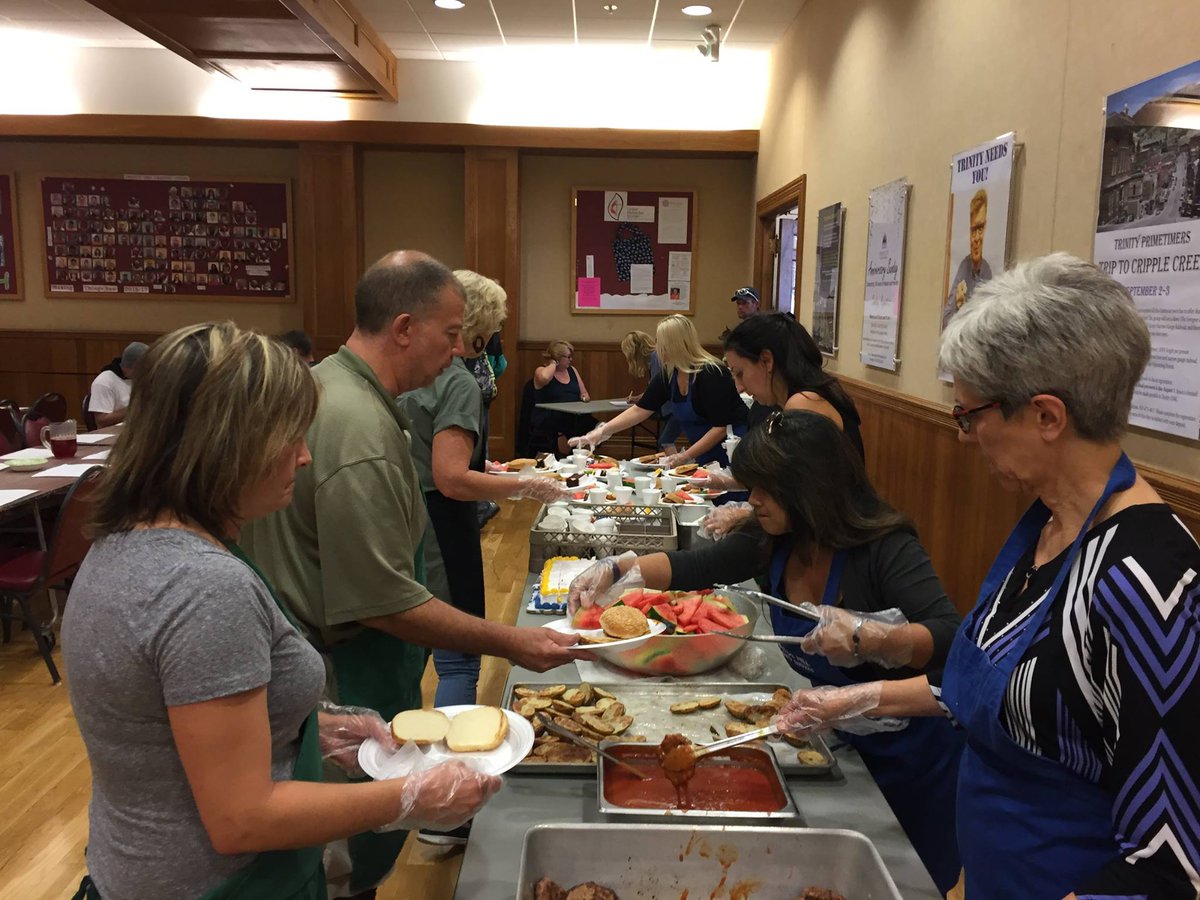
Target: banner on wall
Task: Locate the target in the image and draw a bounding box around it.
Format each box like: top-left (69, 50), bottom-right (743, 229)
top-left (940, 133), bottom-right (1016, 344)
top-left (1094, 59), bottom-right (1200, 439)
top-left (860, 178), bottom-right (910, 372)
top-left (811, 202), bottom-right (845, 357)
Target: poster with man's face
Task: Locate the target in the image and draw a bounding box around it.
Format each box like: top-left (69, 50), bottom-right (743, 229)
top-left (940, 133), bottom-right (1016, 344)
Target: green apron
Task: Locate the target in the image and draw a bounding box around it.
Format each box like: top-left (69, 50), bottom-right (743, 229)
top-left (74, 545), bottom-right (328, 900)
top-left (324, 536), bottom-right (430, 894)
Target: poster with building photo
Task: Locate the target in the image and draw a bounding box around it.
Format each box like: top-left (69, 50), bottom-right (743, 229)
top-left (860, 179), bottom-right (910, 372)
top-left (941, 133), bottom-right (1016, 338)
top-left (1094, 59), bottom-right (1200, 438)
top-left (811, 202), bottom-right (845, 356)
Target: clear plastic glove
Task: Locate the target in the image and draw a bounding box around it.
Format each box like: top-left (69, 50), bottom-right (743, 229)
top-left (797, 605), bottom-right (912, 668)
top-left (568, 423), bottom-right (610, 451)
top-left (772, 683), bottom-right (908, 738)
top-left (484, 459), bottom-right (504, 473)
top-left (698, 502), bottom-right (754, 540)
top-left (377, 760), bottom-right (502, 832)
top-left (566, 551), bottom-right (638, 614)
top-left (660, 450), bottom-right (692, 469)
top-left (317, 701), bottom-right (393, 777)
top-left (508, 474), bottom-right (570, 504)
top-left (703, 468), bottom-right (742, 491)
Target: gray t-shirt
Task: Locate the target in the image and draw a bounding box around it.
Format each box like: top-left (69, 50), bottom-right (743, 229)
top-left (63, 529), bottom-right (326, 900)
top-left (398, 356), bottom-right (485, 494)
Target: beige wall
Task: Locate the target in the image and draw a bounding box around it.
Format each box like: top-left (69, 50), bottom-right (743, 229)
top-left (361, 150), bottom-right (465, 269)
top-left (520, 154), bottom-right (757, 345)
top-left (758, 0), bottom-right (1200, 479)
top-left (0, 141), bottom-right (301, 334)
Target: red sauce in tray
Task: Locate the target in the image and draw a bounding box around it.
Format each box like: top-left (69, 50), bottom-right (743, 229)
top-left (603, 746), bottom-right (787, 812)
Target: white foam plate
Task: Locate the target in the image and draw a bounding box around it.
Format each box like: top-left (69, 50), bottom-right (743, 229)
top-left (665, 490), bottom-right (726, 504)
top-left (627, 459), bottom-right (664, 471)
top-left (542, 615), bottom-right (668, 649)
top-left (358, 705), bottom-right (534, 779)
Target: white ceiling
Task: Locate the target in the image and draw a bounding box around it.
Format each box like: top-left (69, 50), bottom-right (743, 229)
top-left (0, 0), bottom-right (805, 59)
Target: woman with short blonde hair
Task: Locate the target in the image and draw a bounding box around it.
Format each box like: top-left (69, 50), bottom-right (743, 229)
top-left (573, 314), bottom-right (747, 465)
top-left (532, 338), bottom-right (594, 454)
top-left (66, 322), bottom-right (498, 899)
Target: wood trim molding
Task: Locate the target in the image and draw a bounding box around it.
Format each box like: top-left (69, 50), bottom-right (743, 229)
top-left (0, 116), bottom-right (759, 156)
top-left (753, 175), bottom-right (805, 310)
top-left (281, 0), bottom-right (399, 101)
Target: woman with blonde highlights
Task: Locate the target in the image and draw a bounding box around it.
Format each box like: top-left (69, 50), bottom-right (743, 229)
top-left (532, 338), bottom-right (594, 454)
top-left (573, 315), bottom-right (747, 465)
top-left (620, 330), bottom-right (680, 451)
top-left (65, 322), bottom-right (499, 900)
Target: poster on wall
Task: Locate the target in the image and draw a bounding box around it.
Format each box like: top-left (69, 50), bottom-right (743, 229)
top-left (860, 178), bottom-right (910, 372)
top-left (1094, 59), bottom-right (1200, 439)
top-left (40, 174), bottom-right (293, 301)
top-left (940, 132), bottom-right (1016, 342)
top-left (811, 202), bottom-right (845, 357)
top-left (0, 173), bottom-right (21, 299)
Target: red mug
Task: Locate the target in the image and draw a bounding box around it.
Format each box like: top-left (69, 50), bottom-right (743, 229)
top-left (41, 420), bottom-right (78, 459)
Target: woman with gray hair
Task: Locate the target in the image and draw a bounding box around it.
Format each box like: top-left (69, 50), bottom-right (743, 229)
top-left (771, 254), bottom-right (1200, 899)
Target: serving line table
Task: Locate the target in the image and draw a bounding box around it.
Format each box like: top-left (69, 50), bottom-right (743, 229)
top-left (533, 398), bottom-right (632, 416)
top-left (454, 574), bottom-right (941, 900)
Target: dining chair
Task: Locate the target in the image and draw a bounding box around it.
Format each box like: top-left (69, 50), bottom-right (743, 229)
top-left (21, 392), bottom-right (68, 448)
top-left (81, 393), bottom-right (97, 431)
top-left (0, 466), bottom-right (103, 684)
top-left (0, 399), bottom-right (22, 453)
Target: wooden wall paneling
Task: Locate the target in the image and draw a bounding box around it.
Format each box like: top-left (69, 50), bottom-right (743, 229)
top-left (465, 148), bottom-right (520, 460)
top-left (297, 142), bottom-right (362, 358)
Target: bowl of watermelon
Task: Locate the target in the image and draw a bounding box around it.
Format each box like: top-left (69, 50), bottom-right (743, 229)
top-left (569, 588), bottom-right (757, 676)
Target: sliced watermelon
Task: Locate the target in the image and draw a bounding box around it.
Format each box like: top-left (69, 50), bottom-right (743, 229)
top-left (649, 602), bottom-right (678, 626)
top-left (571, 606), bottom-right (603, 630)
top-left (675, 595), bottom-right (704, 626)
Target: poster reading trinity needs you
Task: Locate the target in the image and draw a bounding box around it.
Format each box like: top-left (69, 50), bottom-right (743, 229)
top-left (1094, 59), bottom-right (1200, 438)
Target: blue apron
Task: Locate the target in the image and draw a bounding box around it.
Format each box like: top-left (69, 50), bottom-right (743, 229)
top-left (769, 541), bottom-right (964, 894)
top-left (671, 372), bottom-right (745, 466)
top-left (940, 453), bottom-right (1136, 899)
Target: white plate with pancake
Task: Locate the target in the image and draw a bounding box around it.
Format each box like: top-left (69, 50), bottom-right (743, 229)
top-left (358, 705), bottom-right (534, 779)
top-left (541, 616), bottom-right (668, 650)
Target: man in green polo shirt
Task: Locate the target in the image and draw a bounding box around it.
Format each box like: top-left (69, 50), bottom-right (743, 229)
top-left (242, 251), bottom-right (581, 898)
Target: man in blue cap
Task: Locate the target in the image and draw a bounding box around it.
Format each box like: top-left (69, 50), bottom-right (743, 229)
top-left (731, 285), bottom-right (761, 321)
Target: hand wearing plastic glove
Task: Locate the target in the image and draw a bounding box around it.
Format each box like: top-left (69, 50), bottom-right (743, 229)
top-left (378, 760), bottom-right (502, 832)
top-left (703, 470), bottom-right (742, 492)
top-left (772, 683), bottom-right (907, 738)
top-left (317, 701), bottom-right (393, 777)
top-left (797, 605), bottom-right (912, 669)
top-left (508, 475), bottom-right (571, 504)
top-left (566, 550), bottom-right (637, 614)
top-left (660, 450), bottom-right (692, 469)
top-left (568, 423), bottom-right (610, 451)
top-left (484, 459), bottom-right (503, 473)
top-left (697, 502), bottom-right (754, 540)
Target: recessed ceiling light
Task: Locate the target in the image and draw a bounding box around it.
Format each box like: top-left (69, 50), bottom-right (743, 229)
top-left (682, 4), bottom-right (712, 15)
top-left (434, 0), bottom-right (465, 9)
top-left (602, 3), bottom-right (619, 11)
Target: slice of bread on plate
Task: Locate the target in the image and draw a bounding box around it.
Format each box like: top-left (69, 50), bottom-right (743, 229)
top-left (446, 706), bottom-right (509, 752)
top-left (390, 708), bottom-right (451, 746)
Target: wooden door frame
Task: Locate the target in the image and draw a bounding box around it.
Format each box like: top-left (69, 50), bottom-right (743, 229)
top-left (753, 175), bottom-right (806, 312)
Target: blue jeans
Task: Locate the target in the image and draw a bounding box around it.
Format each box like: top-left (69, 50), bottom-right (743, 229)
top-left (433, 649), bottom-right (481, 706)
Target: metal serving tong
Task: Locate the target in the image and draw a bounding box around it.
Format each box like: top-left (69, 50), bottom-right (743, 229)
top-left (692, 721), bottom-right (781, 760)
top-left (707, 583), bottom-right (822, 644)
top-left (534, 711), bottom-right (650, 780)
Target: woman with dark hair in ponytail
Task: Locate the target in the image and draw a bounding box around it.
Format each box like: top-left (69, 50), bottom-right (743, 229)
top-left (723, 312), bottom-right (864, 458)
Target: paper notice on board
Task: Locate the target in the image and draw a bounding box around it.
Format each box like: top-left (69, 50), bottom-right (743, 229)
top-left (604, 192), bottom-right (627, 222)
top-left (586, 255), bottom-right (595, 278)
top-left (668, 251), bottom-right (692, 280)
top-left (667, 280), bottom-right (689, 304)
top-left (577, 277), bottom-right (601, 308)
top-left (658, 198), bottom-right (688, 244)
top-left (629, 264), bottom-right (654, 295)
top-left (624, 206), bottom-right (655, 222)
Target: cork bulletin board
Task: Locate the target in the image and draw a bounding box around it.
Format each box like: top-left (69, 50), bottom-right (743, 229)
top-left (40, 174), bottom-right (293, 301)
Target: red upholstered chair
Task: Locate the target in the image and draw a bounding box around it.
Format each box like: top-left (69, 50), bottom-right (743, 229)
top-left (21, 392), bottom-right (68, 448)
top-left (0, 466), bottom-right (102, 684)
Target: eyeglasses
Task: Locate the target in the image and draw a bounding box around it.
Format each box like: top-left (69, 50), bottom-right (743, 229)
top-left (951, 400), bottom-right (1001, 433)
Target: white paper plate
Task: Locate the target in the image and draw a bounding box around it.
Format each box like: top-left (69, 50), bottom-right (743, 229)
top-left (358, 705), bottom-right (534, 780)
top-left (664, 490), bottom-right (725, 504)
top-left (542, 615), bottom-right (668, 649)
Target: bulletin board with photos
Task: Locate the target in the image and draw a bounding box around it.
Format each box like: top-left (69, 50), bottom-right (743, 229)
top-left (571, 187), bottom-right (697, 315)
top-left (0, 173), bottom-right (21, 299)
top-left (39, 175), bottom-right (293, 301)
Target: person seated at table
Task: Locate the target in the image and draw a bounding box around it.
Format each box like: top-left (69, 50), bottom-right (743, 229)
top-left (399, 270), bottom-right (567, 713)
top-left (532, 339), bottom-right (594, 455)
top-left (620, 330), bottom-right (681, 451)
top-left (568, 410), bottom-right (964, 893)
top-left (87, 341), bottom-right (147, 428)
top-left (724, 312), bottom-right (863, 458)
top-left (63, 322), bottom-right (499, 900)
top-left (572, 315), bottom-right (748, 467)
top-left (278, 328), bottom-right (315, 365)
top-left (777, 254), bottom-right (1200, 899)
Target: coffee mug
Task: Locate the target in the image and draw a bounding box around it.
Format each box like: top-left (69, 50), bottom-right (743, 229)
top-left (41, 419), bottom-right (78, 459)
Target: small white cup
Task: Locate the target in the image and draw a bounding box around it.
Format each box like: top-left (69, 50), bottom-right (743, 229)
top-left (613, 486), bottom-right (633, 503)
top-left (539, 514), bottom-right (569, 531)
top-left (659, 475), bottom-right (680, 492)
top-left (639, 488), bottom-right (662, 505)
top-left (571, 519), bottom-right (597, 534)
top-left (674, 504), bottom-right (711, 525)
top-left (557, 464), bottom-right (579, 478)
top-left (587, 487), bottom-right (609, 504)
top-left (549, 501), bottom-right (571, 510)
top-left (604, 469), bottom-right (623, 488)
top-left (572, 450), bottom-right (590, 466)
top-left (633, 476), bottom-right (654, 492)
top-left (593, 517), bottom-right (618, 535)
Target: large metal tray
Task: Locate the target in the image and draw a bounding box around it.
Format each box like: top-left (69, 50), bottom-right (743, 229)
top-left (504, 680), bottom-right (836, 776)
top-left (516, 824), bottom-right (903, 900)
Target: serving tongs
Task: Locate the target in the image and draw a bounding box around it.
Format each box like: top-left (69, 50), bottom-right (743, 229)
top-left (534, 711), bottom-right (650, 780)
top-left (693, 721), bottom-right (782, 759)
top-left (712, 583), bottom-right (823, 642)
